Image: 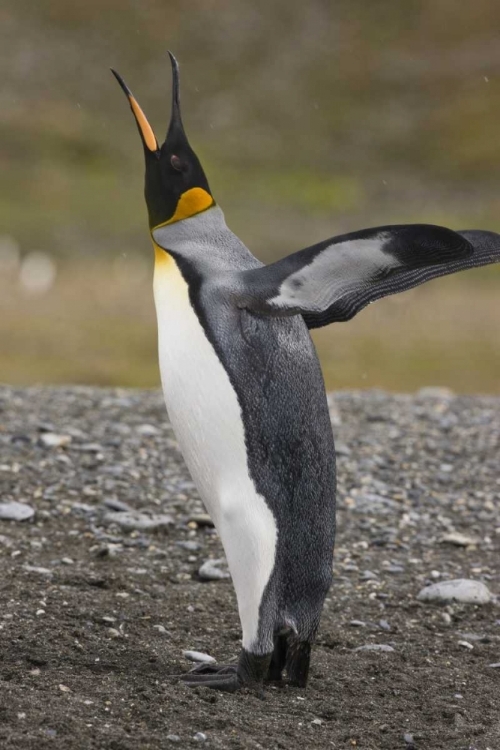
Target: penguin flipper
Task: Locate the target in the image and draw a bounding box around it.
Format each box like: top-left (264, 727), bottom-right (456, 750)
top-left (235, 226), bottom-right (500, 328)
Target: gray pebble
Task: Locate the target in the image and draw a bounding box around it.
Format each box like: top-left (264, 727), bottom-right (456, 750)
top-left (350, 493), bottom-right (399, 516)
top-left (361, 570), bottom-right (378, 581)
top-left (72, 442), bottom-right (103, 453)
top-left (487, 662), bottom-right (500, 668)
top-left (198, 559), bottom-right (230, 581)
top-left (417, 579), bottom-right (493, 605)
top-left (349, 620), bottom-right (366, 627)
top-left (188, 514), bottom-right (214, 528)
top-left (353, 644), bottom-right (395, 653)
top-left (103, 511), bottom-right (173, 532)
top-left (176, 541), bottom-right (201, 551)
top-left (22, 565), bottom-right (53, 576)
top-left (166, 735), bottom-right (180, 743)
top-left (0, 501), bottom-right (35, 522)
top-left (71, 503), bottom-right (96, 515)
top-left (136, 424), bottom-right (160, 436)
top-left (335, 443), bottom-right (351, 457)
top-left (193, 733), bottom-right (207, 742)
top-left (103, 497), bottom-right (131, 513)
top-left (379, 619), bottom-right (391, 631)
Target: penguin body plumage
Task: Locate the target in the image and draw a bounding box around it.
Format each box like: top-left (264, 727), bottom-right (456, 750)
top-left (112, 54), bottom-right (500, 692)
top-left (154, 207), bottom-right (336, 660)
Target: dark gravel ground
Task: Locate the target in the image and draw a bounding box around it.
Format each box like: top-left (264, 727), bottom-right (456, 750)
top-left (0, 386), bottom-right (499, 750)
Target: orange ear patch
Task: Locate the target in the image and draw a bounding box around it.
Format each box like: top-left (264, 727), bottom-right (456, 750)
top-left (163, 187), bottom-right (214, 226)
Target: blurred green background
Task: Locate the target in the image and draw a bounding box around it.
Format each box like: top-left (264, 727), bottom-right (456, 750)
top-left (1, 0), bottom-right (499, 392)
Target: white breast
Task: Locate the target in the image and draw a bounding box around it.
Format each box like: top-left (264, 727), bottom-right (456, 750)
top-left (153, 249), bottom-right (277, 653)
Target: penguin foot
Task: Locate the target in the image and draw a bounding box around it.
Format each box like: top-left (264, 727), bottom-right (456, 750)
top-left (180, 649), bottom-right (272, 694)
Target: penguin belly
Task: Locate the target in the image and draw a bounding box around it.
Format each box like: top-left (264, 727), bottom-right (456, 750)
top-left (153, 251), bottom-right (277, 652)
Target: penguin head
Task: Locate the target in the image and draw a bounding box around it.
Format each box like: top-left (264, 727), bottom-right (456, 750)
top-left (112, 53), bottom-right (213, 230)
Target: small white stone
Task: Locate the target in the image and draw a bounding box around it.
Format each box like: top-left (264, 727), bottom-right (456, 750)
top-left (458, 640), bottom-right (474, 650)
top-left (0, 501), bottom-right (35, 522)
top-left (198, 559), bottom-right (230, 581)
top-left (441, 532), bottom-right (479, 547)
top-left (153, 625), bottom-right (168, 635)
top-left (183, 650), bottom-right (216, 664)
top-left (35, 609), bottom-right (45, 616)
top-left (193, 733), bottom-right (207, 742)
top-left (39, 433), bottom-right (71, 448)
top-left (136, 424), bottom-right (160, 436)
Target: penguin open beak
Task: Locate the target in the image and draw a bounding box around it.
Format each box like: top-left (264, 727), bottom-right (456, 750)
top-left (165, 51), bottom-right (186, 143)
top-left (110, 68), bottom-right (159, 154)
top-left (113, 52), bottom-right (213, 229)
top-left (111, 52), bottom-right (188, 155)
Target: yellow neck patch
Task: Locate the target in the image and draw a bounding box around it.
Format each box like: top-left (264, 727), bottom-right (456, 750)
top-left (153, 241), bottom-right (171, 268)
top-left (157, 187), bottom-right (214, 227)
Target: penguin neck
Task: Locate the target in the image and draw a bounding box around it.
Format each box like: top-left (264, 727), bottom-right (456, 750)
top-left (151, 206), bottom-right (261, 275)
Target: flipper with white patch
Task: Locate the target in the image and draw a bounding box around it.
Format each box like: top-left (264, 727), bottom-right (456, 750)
top-left (234, 225), bottom-right (500, 327)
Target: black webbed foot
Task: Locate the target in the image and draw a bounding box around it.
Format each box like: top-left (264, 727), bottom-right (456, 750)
top-left (180, 662), bottom-right (239, 690)
top-left (180, 650), bottom-right (272, 694)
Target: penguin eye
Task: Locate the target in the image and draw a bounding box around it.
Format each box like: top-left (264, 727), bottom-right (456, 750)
top-left (170, 154), bottom-right (183, 172)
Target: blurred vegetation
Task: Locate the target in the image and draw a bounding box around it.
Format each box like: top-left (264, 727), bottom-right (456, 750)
top-left (0, 0), bottom-right (499, 392)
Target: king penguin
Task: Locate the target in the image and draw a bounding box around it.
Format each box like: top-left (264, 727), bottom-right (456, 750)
top-left (112, 54), bottom-right (500, 693)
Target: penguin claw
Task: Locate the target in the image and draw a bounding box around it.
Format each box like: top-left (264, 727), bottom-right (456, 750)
top-left (181, 663), bottom-right (237, 677)
top-left (181, 671), bottom-right (242, 693)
